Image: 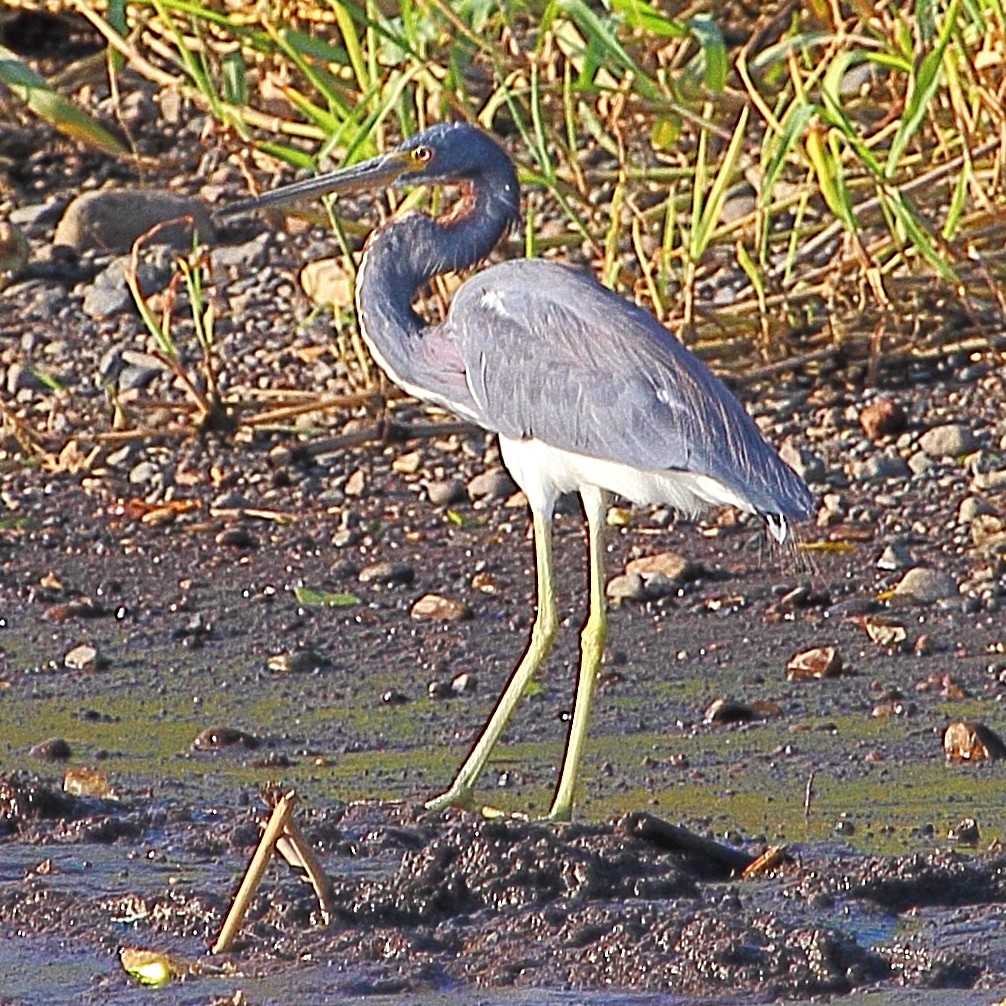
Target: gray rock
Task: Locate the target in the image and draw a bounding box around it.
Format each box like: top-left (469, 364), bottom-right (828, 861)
top-left (467, 467), bottom-right (517, 501)
top-left (118, 362), bottom-right (163, 391)
top-left (850, 454), bottom-right (911, 481)
top-left (411, 593), bottom-right (470, 621)
top-left (210, 232), bottom-right (272, 271)
top-left (451, 672), bottom-right (477, 695)
top-left (83, 254), bottom-right (175, 319)
top-left (626, 550), bottom-right (700, 583)
top-left (891, 566), bottom-right (959, 604)
top-left (610, 551), bottom-right (700, 604)
top-left (426, 479), bottom-right (467, 506)
top-left (9, 201), bottom-right (64, 229)
top-left (54, 189), bottom-right (216, 253)
top-left (918, 423), bottom-right (978, 458)
top-left (104, 445), bottom-right (134, 468)
top-left (5, 362), bottom-right (48, 394)
top-left (972, 469), bottom-right (1006, 491)
top-left (0, 220), bottom-right (29, 280)
top-left (267, 649), bottom-right (326, 673)
top-left (358, 561), bottom-right (415, 585)
top-left (605, 572), bottom-right (647, 604)
top-left (100, 346), bottom-right (167, 391)
top-left (958, 496), bottom-right (997, 525)
top-left (117, 89), bottom-right (158, 128)
top-left (29, 737), bottom-right (71, 762)
top-left (129, 460), bottom-right (160, 485)
top-left (778, 441), bottom-right (826, 483)
top-left (876, 542), bottom-right (913, 571)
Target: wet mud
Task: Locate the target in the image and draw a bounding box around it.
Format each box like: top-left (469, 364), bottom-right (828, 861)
top-left (2, 452), bottom-right (1006, 1003)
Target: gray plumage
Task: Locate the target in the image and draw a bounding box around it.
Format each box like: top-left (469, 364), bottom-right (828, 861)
top-left (437, 259), bottom-right (813, 522)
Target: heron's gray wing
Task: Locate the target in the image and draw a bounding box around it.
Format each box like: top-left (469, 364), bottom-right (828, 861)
top-left (443, 259), bottom-right (813, 519)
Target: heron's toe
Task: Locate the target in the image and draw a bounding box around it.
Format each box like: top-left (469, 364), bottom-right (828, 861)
top-left (545, 802), bottom-right (574, 824)
top-left (424, 786), bottom-right (476, 813)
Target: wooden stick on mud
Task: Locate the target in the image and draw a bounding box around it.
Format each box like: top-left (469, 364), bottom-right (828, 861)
top-left (620, 812), bottom-right (754, 876)
top-left (276, 817), bottom-right (335, 925)
top-left (212, 790), bottom-right (298, 954)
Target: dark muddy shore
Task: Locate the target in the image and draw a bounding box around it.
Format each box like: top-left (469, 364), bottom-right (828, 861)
top-left (2, 367), bottom-right (1006, 1003)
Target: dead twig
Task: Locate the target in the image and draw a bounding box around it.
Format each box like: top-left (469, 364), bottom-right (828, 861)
top-left (212, 790), bottom-right (299, 955)
top-left (275, 817), bottom-right (336, 925)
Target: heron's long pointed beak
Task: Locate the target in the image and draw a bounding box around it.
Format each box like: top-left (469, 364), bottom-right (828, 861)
top-left (222, 150), bottom-right (412, 217)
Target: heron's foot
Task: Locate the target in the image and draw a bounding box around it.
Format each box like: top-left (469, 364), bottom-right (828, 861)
top-left (545, 803), bottom-right (573, 824)
top-left (424, 784), bottom-right (477, 814)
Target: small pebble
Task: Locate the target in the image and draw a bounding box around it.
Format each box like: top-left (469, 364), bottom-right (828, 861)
top-left (785, 646), bottom-right (842, 681)
top-left (876, 542), bottom-right (912, 571)
top-left (64, 643), bottom-right (108, 671)
top-left (918, 423), bottom-right (978, 458)
top-left (410, 593), bottom-right (471, 621)
top-left (191, 727), bottom-right (260, 751)
top-left (451, 672), bottom-right (477, 695)
top-left (426, 479), bottom-right (467, 506)
top-left (358, 561), bottom-right (416, 585)
top-left (859, 398), bottom-right (906, 439)
top-left (891, 567), bottom-right (959, 605)
top-left (704, 698), bottom-right (757, 725)
top-left (947, 817), bottom-right (980, 846)
top-left (467, 468), bottom-right (516, 501)
top-left (267, 649), bottom-right (325, 673)
top-left (944, 720), bottom-right (1006, 761)
top-left (30, 737), bottom-right (72, 762)
top-left (215, 526), bottom-right (258, 549)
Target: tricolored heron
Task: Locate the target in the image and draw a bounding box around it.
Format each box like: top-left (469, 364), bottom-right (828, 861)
top-left (229, 122), bottom-right (815, 820)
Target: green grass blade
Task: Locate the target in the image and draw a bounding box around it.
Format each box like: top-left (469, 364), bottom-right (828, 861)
top-left (941, 162), bottom-right (969, 240)
top-left (221, 48), bottom-right (248, 107)
top-left (280, 85), bottom-right (344, 136)
top-left (735, 240), bottom-right (766, 312)
top-left (610, 0), bottom-right (687, 38)
top-left (0, 45), bottom-right (127, 155)
top-left (689, 115), bottom-right (709, 262)
top-left (761, 102), bottom-right (815, 206)
top-left (255, 141), bottom-right (318, 172)
top-left (805, 122), bottom-right (855, 230)
top-left (558, 0), bottom-right (662, 99)
top-left (688, 14), bottom-right (727, 94)
top-left (294, 586), bottom-right (361, 608)
top-left (328, 2), bottom-right (374, 99)
top-left (690, 105), bottom-right (749, 261)
top-left (883, 189), bottom-right (958, 282)
top-left (885, 0), bottom-right (959, 177)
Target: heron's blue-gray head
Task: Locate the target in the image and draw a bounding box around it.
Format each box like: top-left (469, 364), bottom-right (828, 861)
top-left (225, 122), bottom-right (520, 230)
top-left (393, 123), bottom-right (515, 187)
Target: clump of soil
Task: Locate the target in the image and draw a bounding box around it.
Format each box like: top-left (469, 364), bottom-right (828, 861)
top-left (2, 778), bottom-right (1005, 999)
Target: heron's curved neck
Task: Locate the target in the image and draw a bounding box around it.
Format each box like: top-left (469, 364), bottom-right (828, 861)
top-left (356, 164), bottom-right (520, 351)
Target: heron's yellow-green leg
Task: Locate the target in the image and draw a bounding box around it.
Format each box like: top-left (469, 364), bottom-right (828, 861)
top-left (548, 486), bottom-right (609, 822)
top-left (426, 506), bottom-right (559, 812)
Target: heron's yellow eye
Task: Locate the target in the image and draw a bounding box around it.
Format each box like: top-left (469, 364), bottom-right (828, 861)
top-left (412, 145), bottom-right (432, 164)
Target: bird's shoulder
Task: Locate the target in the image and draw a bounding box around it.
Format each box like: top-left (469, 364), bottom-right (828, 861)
top-left (452, 259), bottom-right (611, 322)
top-left (448, 258), bottom-right (679, 368)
